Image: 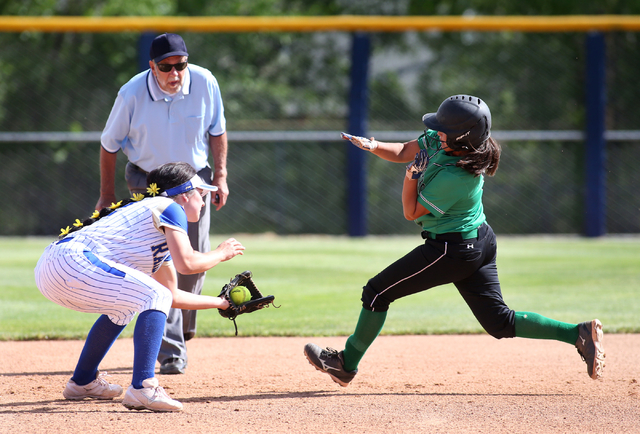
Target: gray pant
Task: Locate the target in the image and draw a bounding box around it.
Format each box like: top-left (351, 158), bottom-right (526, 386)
top-left (125, 162), bottom-right (212, 364)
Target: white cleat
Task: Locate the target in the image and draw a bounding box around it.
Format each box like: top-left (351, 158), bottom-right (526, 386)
top-left (122, 377), bottom-right (183, 412)
top-left (62, 371), bottom-right (123, 400)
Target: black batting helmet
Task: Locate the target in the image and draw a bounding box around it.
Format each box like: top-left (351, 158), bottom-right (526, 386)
top-left (422, 95), bottom-right (492, 149)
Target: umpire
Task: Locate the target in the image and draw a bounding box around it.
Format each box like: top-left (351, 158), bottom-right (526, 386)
top-left (97, 33), bottom-right (229, 375)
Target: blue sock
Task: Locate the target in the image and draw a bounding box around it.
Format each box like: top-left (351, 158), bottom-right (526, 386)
top-left (71, 315), bottom-right (125, 386)
top-left (132, 310), bottom-right (167, 389)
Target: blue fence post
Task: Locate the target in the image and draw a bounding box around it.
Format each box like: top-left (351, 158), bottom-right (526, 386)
top-left (138, 32), bottom-right (156, 72)
top-left (347, 33), bottom-right (371, 237)
top-left (584, 32), bottom-right (607, 237)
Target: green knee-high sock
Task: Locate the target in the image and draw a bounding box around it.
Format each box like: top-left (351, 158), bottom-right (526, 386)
top-left (342, 308), bottom-right (387, 372)
top-left (514, 311), bottom-right (579, 345)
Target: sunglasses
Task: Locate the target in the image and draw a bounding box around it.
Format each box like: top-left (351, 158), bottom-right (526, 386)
top-left (155, 61), bottom-right (188, 73)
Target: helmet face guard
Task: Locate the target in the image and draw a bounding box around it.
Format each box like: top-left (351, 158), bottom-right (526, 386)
top-left (422, 95), bottom-right (492, 149)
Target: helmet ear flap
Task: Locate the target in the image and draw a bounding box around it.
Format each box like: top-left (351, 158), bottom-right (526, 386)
top-left (448, 114), bottom-right (491, 151)
top-left (472, 114), bottom-right (491, 145)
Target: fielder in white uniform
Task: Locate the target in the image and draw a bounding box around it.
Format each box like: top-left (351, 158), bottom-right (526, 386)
top-left (35, 162), bottom-right (244, 412)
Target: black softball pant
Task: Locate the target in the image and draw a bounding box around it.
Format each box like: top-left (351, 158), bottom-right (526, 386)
top-left (361, 223), bottom-right (516, 339)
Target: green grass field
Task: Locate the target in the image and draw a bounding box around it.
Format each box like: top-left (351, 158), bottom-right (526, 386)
top-left (1, 234), bottom-right (638, 340)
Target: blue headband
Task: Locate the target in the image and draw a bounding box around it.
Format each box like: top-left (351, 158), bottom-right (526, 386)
top-left (161, 174), bottom-right (218, 197)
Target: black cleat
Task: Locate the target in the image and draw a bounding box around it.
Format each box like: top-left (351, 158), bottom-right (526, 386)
top-left (304, 343), bottom-right (357, 387)
top-left (575, 319), bottom-right (605, 379)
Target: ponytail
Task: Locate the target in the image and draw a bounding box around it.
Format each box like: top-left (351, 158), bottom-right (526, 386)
top-left (58, 194), bottom-right (150, 239)
top-left (58, 162), bottom-right (197, 239)
top-left (455, 137), bottom-right (501, 177)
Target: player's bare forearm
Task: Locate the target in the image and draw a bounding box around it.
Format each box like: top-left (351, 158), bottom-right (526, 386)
top-left (372, 139), bottom-right (421, 163)
top-left (342, 133), bottom-right (420, 163)
top-left (209, 132), bottom-right (229, 210)
top-left (187, 237), bottom-right (245, 274)
top-left (402, 175), bottom-right (429, 220)
top-left (152, 264), bottom-right (229, 309)
top-left (152, 261), bottom-right (229, 310)
top-left (96, 147), bottom-right (118, 210)
top-left (171, 290), bottom-right (229, 310)
top-left (166, 229), bottom-right (244, 275)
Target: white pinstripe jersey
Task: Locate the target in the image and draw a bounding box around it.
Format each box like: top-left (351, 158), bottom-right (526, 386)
top-left (68, 196), bottom-right (188, 274)
top-left (34, 197), bottom-right (185, 324)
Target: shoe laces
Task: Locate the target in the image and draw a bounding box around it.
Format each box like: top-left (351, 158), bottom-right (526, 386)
top-left (321, 347), bottom-right (341, 359)
top-left (94, 371), bottom-right (112, 387)
top-left (148, 384), bottom-right (171, 401)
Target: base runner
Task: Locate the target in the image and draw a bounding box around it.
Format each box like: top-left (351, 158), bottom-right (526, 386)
top-left (304, 95), bottom-right (605, 386)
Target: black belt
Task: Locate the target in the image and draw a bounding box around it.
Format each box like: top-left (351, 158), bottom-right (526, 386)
top-left (129, 163), bottom-right (148, 174)
top-left (421, 227), bottom-right (480, 242)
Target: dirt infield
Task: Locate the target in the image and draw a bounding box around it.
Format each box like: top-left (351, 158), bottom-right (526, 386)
top-left (1, 334), bottom-right (638, 434)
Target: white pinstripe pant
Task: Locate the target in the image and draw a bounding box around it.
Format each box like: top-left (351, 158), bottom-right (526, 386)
top-left (34, 238), bottom-right (173, 326)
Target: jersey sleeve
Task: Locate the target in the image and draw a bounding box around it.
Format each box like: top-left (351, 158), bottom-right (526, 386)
top-left (206, 74), bottom-right (226, 136)
top-left (151, 200), bottom-right (189, 234)
top-left (100, 91), bottom-right (132, 153)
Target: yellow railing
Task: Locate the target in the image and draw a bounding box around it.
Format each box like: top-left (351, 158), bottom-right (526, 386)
top-left (0, 15), bottom-right (639, 33)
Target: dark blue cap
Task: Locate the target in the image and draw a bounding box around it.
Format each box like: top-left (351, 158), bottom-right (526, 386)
top-left (149, 33), bottom-right (189, 62)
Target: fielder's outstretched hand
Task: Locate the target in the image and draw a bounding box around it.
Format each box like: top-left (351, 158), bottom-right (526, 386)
top-left (215, 237), bottom-right (245, 262)
top-left (341, 132), bottom-right (378, 151)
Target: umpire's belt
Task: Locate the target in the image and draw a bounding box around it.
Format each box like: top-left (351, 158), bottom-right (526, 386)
top-left (421, 227), bottom-right (479, 241)
top-left (129, 163), bottom-right (149, 174)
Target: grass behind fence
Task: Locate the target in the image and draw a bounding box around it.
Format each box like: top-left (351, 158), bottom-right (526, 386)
top-left (1, 234), bottom-right (638, 340)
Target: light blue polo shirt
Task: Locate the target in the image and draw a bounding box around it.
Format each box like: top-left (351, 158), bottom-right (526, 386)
top-left (101, 64), bottom-right (226, 172)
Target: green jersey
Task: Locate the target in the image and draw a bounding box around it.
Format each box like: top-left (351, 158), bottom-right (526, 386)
top-left (413, 130), bottom-right (486, 236)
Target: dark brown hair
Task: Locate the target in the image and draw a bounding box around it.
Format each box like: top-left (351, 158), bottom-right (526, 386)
top-left (455, 137), bottom-right (501, 177)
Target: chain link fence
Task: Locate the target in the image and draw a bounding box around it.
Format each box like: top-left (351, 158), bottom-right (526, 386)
top-left (1, 30), bottom-right (639, 236)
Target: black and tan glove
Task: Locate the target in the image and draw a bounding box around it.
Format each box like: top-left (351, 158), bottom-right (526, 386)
top-left (218, 270), bottom-right (277, 335)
